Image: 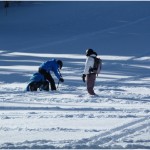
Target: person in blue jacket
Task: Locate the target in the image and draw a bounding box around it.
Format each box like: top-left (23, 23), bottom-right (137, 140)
top-left (26, 72), bottom-right (49, 91)
top-left (38, 59), bottom-right (64, 91)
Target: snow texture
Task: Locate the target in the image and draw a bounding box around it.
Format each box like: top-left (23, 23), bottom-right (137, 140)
top-left (0, 1), bottom-right (150, 149)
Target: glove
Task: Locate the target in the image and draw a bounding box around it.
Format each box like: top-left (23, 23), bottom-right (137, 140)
top-left (59, 78), bottom-right (64, 82)
top-left (82, 74), bottom-right (86, 82)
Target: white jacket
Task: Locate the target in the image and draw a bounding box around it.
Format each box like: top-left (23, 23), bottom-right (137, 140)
top-left (83, 54), bottom-right (96, 74)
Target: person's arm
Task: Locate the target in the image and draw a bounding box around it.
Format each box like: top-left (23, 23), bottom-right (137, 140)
top-left (53, 64), bottom-right (64, 82)
top-left (82, 57), bottom-right (94, 82)
top-left (83, 57), bottom-right (94, 74)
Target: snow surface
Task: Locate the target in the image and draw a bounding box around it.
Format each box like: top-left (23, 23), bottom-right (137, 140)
top-left (0, 1), bottom-right (150, 149)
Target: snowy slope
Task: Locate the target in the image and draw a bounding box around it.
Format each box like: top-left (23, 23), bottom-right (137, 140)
top-left (0, 1), bottom-right (150, 149)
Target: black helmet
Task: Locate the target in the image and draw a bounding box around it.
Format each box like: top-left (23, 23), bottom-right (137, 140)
top-left (57, 60), bottom-right (63, 69)
top-left (86, 49), bottom-right (94, 56)
top-left (86, 48), bottom-right (97, 56)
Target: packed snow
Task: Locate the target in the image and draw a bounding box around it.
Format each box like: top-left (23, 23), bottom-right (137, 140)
top-left (0, 1), bottom-right (150, 149)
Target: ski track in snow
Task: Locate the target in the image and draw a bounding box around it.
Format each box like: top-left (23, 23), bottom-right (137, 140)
top-left (70, 116), bottom-right (150, 149)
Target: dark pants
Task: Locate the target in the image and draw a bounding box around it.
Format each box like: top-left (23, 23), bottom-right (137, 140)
top-left (38, 68), bottom-right (56, 90)
top-left (28, 81), bottom-right (49, 91)
top-left (86, 73), bottom-right (96, 95)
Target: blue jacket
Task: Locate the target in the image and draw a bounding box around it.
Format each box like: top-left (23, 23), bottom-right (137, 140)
top-left (39, 59), bottom-right (62, 79)
top-left (30, 72), bottom-right (45, 82)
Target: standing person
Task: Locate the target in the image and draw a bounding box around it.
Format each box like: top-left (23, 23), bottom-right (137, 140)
top-left (38, 59), bottom-right (64, 91)
top-left (82, 49), bottom-right (98, 95)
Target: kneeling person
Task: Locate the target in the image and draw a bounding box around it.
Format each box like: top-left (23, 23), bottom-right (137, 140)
top-left (26, 72), bottom-right (49, 91)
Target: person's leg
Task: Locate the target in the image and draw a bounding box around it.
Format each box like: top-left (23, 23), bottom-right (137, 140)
top-left (47, 74), bottom-right (56, 90)
top-left (86, 73), bottom-right (96, 95)
top-left (39, 68), bottom-right (56, 90)
top-left (40, 81), bottom-right (49, 91)
top-left (28, 82), bottom-right (38, 91)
